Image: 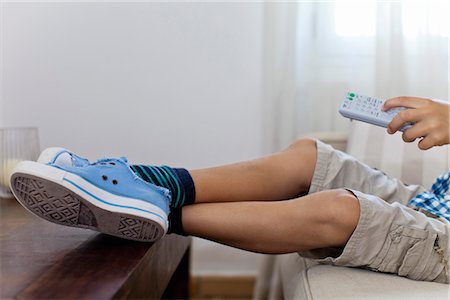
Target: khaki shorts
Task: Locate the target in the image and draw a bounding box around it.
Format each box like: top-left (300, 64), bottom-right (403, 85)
top-left (300, 140), bottom-right (450, 284)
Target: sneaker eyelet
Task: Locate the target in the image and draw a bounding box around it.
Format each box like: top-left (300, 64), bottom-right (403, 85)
top-left (112, 179), bottom-right (118, 185)
top-left (109, 162), bottom-right (116, 165)
top-left (102, 175), bottom-right (108, 181)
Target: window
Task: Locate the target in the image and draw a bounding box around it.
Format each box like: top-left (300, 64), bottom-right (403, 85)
top-left (334, 0), bottom-right (450, 38)
top-left (402, 0), bottom-right (450, 38)
top-left (335, 0), bottom-right (376, 37)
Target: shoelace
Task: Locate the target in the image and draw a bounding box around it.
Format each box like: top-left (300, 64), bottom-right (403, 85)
top-left (408, 172), bottom-right (450, 220)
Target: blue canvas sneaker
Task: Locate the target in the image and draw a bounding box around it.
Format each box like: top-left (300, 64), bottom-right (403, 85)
top-left (10, 157), bottom-right (171, 242)
top-left (37, 147), bottom-right (90, 167)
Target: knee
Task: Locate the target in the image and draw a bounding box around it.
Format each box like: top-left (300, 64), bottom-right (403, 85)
top-left (285, 138), bottom-right (317, 167)
top-left (287, 138), bottom-right (317, 154)
top-left (323, 189), bottom-right (360, 235)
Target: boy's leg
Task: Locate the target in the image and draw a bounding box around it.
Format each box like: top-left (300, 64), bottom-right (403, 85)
top-left (135, 138), bottom-right (423, 207)
top-left (134, 139), bottom-right (318, 205)
top-left (178, 185), bottom-right (449, 284)
top-left (191, 139), bottom-right (317, 203)
top-left (182, 188), bottom-right (360, 254)
top-left (178, 139), bottom-right (448, 283)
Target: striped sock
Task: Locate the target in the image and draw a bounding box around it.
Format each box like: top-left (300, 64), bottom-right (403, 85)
top-left (130, 165), bottom-right (195, 208)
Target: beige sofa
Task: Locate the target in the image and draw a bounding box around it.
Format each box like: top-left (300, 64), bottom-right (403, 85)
top-left (254, 122), bottom-right (450, 299)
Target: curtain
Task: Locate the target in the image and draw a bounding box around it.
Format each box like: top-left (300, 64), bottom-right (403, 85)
top-left (263, 0), bottom-right (449, 153)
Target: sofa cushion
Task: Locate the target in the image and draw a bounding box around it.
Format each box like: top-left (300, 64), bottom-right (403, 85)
top-left (278, 254), bottom-right (450, 300)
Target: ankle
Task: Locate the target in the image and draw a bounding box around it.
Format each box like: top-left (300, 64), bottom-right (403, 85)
top-left (131, 165), bottom-right (196, 208)
top-left (168, 207), bottom-right (187, 235)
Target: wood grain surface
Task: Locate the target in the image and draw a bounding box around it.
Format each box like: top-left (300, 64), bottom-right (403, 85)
top-left (0, 198), bottom-right (190, 299)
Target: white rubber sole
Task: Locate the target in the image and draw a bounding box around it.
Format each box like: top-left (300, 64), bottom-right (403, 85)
top-left (10, 161), bottom-right (168, 242)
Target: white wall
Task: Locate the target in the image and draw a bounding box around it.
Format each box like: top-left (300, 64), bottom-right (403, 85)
top-left (2, 2), bottom-right (265, 275)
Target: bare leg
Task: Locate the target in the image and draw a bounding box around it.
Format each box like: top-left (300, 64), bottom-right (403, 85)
top-left (182, 189), bottom-right (360, 254)
top-left (190, 139), bottom-right (317, 203)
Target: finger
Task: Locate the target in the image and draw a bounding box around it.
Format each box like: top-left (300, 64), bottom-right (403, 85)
top-left (387, 109), bottom-right (422, 134)
top-left (418, 137), bottom-right (435, 150)
top-left (383, 97), bottom-right (430, 111)
top-left (401, 122), bottom-right (428, 143)
top-left (401, 133), bottom-right (416, 143)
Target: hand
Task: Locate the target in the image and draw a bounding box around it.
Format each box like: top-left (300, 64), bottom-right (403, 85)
top-left (382, 96), bottom-right (450, 150)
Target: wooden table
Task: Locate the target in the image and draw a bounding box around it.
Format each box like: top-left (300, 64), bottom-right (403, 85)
top-left (0, 197), bottom-right (191, 299)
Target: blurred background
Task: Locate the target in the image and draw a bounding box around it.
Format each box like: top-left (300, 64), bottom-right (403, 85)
top-left (1, 0), bottom-right (449, 298)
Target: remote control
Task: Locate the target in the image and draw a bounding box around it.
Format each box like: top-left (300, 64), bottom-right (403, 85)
top-left (339, 92), bottom-right (412, 132)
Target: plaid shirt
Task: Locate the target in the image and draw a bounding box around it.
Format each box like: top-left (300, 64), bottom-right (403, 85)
top-left (408, 172), bottom-right (450, 221)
